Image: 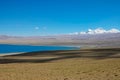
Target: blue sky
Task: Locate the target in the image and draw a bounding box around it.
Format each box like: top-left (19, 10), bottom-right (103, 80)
top-left (0, 0), bottom-right (120, 36)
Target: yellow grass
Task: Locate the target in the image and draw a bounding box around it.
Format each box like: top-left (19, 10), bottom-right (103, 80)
top-left (0, 48), bottom-right (120, 80)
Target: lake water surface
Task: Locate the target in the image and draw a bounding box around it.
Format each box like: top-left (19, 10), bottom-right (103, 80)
top-left (0, 44), bottom-right (79, 54)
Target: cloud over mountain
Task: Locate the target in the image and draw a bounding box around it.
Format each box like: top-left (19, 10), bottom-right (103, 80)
top-left (70, 28), bottom-right (120, 35)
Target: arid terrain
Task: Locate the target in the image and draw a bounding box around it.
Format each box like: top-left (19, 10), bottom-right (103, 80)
top-left (0, 33), bottom-right (120, 48)
top-left (0, 48), bottom-right (120, 80)
top-left (0, 0), bottom-right (120, 80)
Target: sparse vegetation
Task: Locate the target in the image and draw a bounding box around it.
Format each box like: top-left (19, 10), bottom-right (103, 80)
top-left (0, 48), bottom-right (120, 80)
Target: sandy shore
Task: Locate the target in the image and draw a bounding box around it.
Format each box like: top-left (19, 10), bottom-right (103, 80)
top-left (0, 52), bottom-right (24, 56)
top-left (0, 48), bottom-right (120, 80)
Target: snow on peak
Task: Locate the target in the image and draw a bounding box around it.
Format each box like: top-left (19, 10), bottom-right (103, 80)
top-left (69, 28), bottom-right (120, 35)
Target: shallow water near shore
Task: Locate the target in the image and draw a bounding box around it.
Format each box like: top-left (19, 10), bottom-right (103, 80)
top-left (0, 44), bottom-right (79, 54)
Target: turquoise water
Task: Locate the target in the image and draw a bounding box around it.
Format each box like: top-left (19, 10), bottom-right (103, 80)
top-left (0, 44), bottom-right (79, 54)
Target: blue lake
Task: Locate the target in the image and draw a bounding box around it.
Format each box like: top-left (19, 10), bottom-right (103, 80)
top-left (0, 44), bottom-right (79, 54)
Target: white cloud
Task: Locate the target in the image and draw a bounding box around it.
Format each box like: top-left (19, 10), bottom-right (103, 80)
top-left (69, 28), bottom-right (120, 35)
top-left (86, 28), bottom-right (120, 34)
top-left (35, 27), bottom-right (39, 30)
top-left (107, 29), bottom-right (120, 33)
top-left (87, 28), bottom-right (107, 34)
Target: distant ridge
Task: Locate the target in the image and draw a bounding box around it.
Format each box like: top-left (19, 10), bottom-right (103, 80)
top-left (69, 28), bottom-right (120, 35)
top-left (0, 33), bottom-right (120, 48)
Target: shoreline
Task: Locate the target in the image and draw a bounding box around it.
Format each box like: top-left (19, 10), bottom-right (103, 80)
top-left (0, 47), bottom-right (120, 80)
top-left (0, 52), bottom-right (24, 56)
top-left (0, 44), bottom-right (80, 57)
top-left (0, 43), bottom-right (81, 48)
top-left (0, 47), bottom-right (120, 57)
top-left (0, 48), bottom-right (120, 58)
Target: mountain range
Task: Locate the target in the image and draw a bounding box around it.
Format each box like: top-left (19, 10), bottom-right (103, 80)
top-left (0, 33), bottom-right (120, 48)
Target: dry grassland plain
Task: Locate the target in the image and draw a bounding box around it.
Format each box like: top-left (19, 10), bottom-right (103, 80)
top-left (0, 48), bottom-right (120, 80)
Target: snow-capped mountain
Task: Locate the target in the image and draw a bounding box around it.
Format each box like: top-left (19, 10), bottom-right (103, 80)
top-left (69, 28), bottom-right (120, 35)
top-left (0, 29), bottom-right (120, 48)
